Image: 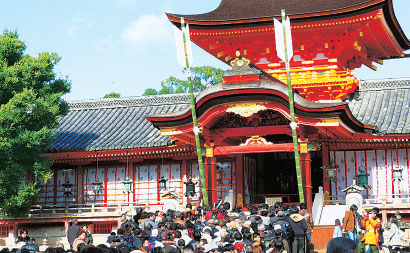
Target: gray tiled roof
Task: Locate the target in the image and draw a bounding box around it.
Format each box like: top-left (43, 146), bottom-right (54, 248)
top-left (48, 78), bottom-right (410, 152)
top-left (347, 78), bottom-right (410, 134)
top-left (47, 94), bottom-right (191, 152)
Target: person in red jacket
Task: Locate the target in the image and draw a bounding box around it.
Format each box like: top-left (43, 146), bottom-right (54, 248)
top-left (205, 208), bottom-right (223, 220)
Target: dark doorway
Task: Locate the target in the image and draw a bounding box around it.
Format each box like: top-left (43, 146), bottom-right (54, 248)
top-left (248, 151), bottom-right (323, 204)
top-left (311, 150), bottom-right (323, 194)
top-left (254, 152), bottom-right (299, 203)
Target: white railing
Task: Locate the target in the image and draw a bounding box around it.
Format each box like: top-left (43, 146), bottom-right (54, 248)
top-left (312, 187), bottom-right (324, 225)
top-left (324, 193), bottom-right (410, 206)
top-left (23, 202), bottom-right (147, 218)
top-left (364, 193), bottom-right (410, 205)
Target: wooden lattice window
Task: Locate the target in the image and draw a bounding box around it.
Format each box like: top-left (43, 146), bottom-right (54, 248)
top-left (0, 225), bottom-right (11, 237)
top-left (93, 222), bottom-right (116, 234)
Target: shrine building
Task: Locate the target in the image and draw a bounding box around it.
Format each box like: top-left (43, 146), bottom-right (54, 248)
top-left (0, 0), bottom-right (409, 249)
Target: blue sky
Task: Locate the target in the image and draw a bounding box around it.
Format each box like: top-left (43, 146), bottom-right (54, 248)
top-left (0, 0), bottom-right (409, 101)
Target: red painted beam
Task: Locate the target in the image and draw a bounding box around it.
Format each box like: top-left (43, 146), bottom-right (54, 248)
top-left (213, 125), bottom-right (291, 138)
top-left (214, 143), bottom-right (294, 155)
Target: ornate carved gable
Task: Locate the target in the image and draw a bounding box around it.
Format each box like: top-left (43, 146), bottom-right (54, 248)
top-left (212, 109), bottom-right (290, 129)
top-left (259, 110), bottom-right (290, 126)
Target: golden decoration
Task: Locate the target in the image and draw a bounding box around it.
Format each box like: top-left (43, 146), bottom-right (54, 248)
top-left (226, 102), bottom-right (267, 117)
top-left (160, 128), bottom-right (182, 136)
top-left (240, 136), bottom-right (273, 146)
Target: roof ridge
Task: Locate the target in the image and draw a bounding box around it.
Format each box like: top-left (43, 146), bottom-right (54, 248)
top-left (68, 93), bottom-right (191, 110)
top-left (359, 78), bottom-right (410, 91)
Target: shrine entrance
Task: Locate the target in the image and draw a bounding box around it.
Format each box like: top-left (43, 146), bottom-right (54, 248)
top-left (243, 150), bottom-right (323, 205)
top-left (260, 152), bottom-right (298, 203)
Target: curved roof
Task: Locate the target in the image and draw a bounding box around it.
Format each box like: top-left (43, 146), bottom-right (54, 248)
top-left (167, 0), bottom-right (409, 50)
top-left (147, 78), bottom-right (371, 134)
top-left (46, 78), bottom-right (410, 153)
top-left (168, 0), bottom-right (382, 22)
top-left (148, 79), bottom-right (346, 119)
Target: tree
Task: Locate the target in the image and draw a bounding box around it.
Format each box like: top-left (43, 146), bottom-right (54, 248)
top-left (103, 92), bottom-right (121, 98)
top-left (0, 31), bottom-right (70, 217)
top-left (142, 66), bottom-right (224, 95)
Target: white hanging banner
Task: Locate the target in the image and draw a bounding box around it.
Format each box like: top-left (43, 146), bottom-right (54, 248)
top-left (274, 16), bottom-right (293, 62)
top-left (174, 19), bottom-right (193, 67)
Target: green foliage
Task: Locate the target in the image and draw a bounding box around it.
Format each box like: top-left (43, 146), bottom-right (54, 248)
top-left (142, 66), bottom-right (224, 96)
top-left (0, 31), bottom-right (70, 217)
top-left (103, 92), bottom-right (121, 98)
top-left (142, 88), bottom-right (158, 96)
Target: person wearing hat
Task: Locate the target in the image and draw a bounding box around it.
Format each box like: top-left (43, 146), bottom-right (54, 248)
top-left (67, 219), bottom-right (80, 250)
top-left (358, 208), bottom-right (381, 253)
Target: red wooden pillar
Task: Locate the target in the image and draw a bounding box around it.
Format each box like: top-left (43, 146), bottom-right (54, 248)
top-left (210, 157), bottom-right (217, 205)
top-left (204, 157), bottom-right (217, 205)
top-left (322, 143), bottom-right (330, 194)
top-left (300, 152), bottom-right (313, 212)
top-left (235, 154), bottom-right (244, 198)
top-left (13, 222), bottom-right (18, 238)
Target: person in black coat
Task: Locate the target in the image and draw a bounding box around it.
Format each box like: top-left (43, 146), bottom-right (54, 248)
top-left (287, 206), bottom-right (308, 253)
top-left (67, 219), bottom-right (81, 250)
top-left (16, 228), bottom-right (31, 244)
top-left (82, 224), bottom-right (93, 245)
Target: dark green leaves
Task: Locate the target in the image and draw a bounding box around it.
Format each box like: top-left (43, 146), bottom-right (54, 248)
top-left (142, 66), bottom-right (224, 96)
top-left (0, 31), bottom-right (70, 217)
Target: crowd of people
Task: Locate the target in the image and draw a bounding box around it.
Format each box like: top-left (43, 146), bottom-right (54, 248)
top-left (330, 205), bottom-right (410, 253)
top-left (57, 202), bottom-right (313, 253)
top-left (9, 201), bottom-right (409, 253)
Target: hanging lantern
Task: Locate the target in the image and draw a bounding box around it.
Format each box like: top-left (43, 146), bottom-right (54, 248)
top-left (393, 164), bottom-right (403, 181)
top-left (158, 177), bottom-right (168, 191)
top-left (217, 162), bottom-right (229, 184)
top-left (325, 166), bottom-right (337, 177)
top-left (355, 166), bottom-right (370, 189)
top-left (93, 152), bottom-right (104, 194)
top-left (62, 180), bottom-right (73, 197)
top-left (122, 177), bottom-right (133, 193)
top-left (321, 162), bottom-right (338, 182)
top-left (93, 180), bottom-right (104, 194)
top-left (216, 167), bottom-right (223, 184)
top-left (184, 180), bottom-right (197, 197)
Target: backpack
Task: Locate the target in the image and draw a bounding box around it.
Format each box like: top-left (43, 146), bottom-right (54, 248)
top-left (273, 219), bottom-right (294, 241)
